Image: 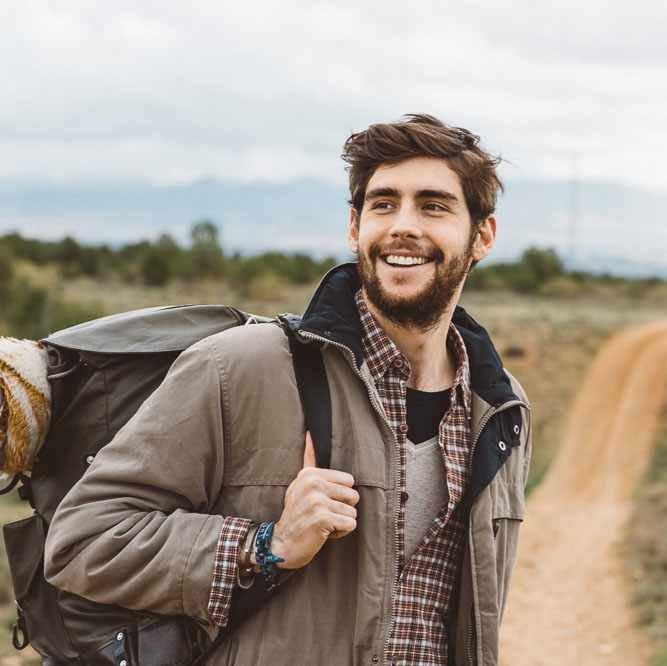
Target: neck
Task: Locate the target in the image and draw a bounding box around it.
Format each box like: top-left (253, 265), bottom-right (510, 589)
top-left (363, 291), bottom-right (460, 392)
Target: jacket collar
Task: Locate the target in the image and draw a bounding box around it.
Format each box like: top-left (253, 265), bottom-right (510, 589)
top-left (294, 262), bottom-right (520, 409)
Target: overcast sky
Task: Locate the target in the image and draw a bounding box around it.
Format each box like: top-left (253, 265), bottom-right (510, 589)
top-left (1, 1), bottom-right (666, 192)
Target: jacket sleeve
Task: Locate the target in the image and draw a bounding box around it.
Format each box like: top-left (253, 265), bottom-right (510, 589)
top-left (44, 336), bottom-right (248, 626)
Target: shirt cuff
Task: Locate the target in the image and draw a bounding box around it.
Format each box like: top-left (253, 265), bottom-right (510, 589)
top-left (207, 516), bottom-right (253, 627)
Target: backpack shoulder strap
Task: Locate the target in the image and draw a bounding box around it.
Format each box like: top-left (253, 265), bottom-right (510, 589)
top-left (286, 329), bottom-right (332, 470)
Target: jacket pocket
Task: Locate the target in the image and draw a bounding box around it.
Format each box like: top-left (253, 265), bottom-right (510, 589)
top-left (490, 478), bottom-right (525, 623)
top-left (491, 513), bottom-right (522, 623)
top-left (3, 513), bottom-right (73, 660)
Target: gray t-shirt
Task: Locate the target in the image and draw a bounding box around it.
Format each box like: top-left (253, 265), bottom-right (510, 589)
top-left (404, 435), bottom-right (448, 560)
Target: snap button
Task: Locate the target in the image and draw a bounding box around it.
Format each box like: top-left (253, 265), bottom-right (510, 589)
top-left (393, 358), bottom-right (404, 369)
top-left (398, 423), bottom-right (408, 434)
top-left (498, 440), bottom-right (507, 452)
top-left (513, 425), bottom-right (520, 435)
top-left (116, 632), bottom-right (124, 641)
top-left (86, 455), bottom-right (95, 465)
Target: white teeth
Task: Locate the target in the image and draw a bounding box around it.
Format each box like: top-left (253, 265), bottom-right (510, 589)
top-left (385, 255), bottom-right (428, 266)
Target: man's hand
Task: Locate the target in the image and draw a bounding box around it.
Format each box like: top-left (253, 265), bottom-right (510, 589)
top-left (270, 431), bottom-right (359, 569)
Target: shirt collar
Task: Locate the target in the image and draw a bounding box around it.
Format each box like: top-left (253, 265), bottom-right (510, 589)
top-left (355, 289), bottom-right (472, 418)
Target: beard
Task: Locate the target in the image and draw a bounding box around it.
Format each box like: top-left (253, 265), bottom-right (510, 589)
top-left (357, 236), bottom-right (474, 331)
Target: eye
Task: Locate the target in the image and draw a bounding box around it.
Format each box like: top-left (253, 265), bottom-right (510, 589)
top-left (371, 201), bottom-right (394, 210)
top-left (424, 202), bottom-right (448, 212)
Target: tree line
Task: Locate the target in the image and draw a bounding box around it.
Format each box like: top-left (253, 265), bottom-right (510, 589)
top-left (0, 220), bottom-right (338, 288)
top-left (1, 221), bottom-right (663, 340)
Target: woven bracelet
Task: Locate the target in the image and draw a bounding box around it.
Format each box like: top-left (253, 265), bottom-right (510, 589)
top-left (254, 521), bottom-right (285, 586)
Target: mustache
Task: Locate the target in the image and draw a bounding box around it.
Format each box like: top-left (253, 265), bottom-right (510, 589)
top-left (368, 242), bottom-right (445, 263)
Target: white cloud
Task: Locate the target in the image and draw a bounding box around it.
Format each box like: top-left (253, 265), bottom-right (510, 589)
top-left (1, 0), bottom-right (665, 189)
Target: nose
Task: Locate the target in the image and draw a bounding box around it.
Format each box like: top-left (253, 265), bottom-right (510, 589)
top-left (388, 205), bottom-right (423, 240)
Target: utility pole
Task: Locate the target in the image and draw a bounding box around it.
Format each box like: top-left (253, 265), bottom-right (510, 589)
top-left (568, 153), bottom-right (580, 269)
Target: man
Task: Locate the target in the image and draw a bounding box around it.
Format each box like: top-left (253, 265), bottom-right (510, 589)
top-left (45, 114), bottom-right (532, 665)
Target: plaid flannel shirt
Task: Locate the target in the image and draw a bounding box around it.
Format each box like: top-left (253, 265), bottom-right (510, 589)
top-left (356, 290), bottom-right (473, 666)
top-left (208, 516), bottom-right (253, 626)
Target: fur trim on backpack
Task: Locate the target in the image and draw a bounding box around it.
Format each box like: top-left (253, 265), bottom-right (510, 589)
top-left (0, 338), bottom-right (51, 474)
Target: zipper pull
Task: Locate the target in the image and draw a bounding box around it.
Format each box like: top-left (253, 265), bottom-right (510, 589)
top-left (12, 602), bottom-right (29, 650)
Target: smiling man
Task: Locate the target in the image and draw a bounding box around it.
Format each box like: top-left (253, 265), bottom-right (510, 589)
top-left (46, 114), bottom-right (532, 666)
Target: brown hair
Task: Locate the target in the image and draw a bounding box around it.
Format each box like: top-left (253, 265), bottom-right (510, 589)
top-left (341, 113), bottom-right (503, 224)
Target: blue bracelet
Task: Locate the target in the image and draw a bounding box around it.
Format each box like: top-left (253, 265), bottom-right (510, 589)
top-left (254, 521), bottom-right (285, 586)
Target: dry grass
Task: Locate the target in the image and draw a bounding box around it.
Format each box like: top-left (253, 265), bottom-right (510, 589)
top-left (60, 271), bottom-right (315, 319)
top-left (623, 408), bottom-right (667, 666)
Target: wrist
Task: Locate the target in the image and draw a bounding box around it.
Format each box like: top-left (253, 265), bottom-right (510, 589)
top-left (254, 521), bottom-right (286, 584)
top-left (270, 523), bottom-right (291, 569)
top-left (238, 523), bottom-right (260, 573)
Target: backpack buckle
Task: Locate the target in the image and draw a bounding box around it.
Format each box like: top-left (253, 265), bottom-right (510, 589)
top-left (113, 628), bottom-right (130, 666)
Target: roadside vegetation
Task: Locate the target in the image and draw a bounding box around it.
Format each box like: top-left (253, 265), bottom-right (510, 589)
top-left (0, 227), bottom-right (666, 664)
top-left (624, 408), bottom-right (667, 666)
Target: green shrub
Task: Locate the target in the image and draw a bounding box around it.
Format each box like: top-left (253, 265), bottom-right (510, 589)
top-left (190, 220), bottom-right (225, 277)
top-left (141, 247), bottom-right (172, 286)
top-left (48, 297), bottom-right (106, 334)
top-left (0, 248), bottom-right (14, 303)
top-left (5, 279), bottom-right (105, 339)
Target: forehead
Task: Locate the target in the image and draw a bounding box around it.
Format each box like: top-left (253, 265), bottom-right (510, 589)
top-left (366, 156), bottom-right (464, 199)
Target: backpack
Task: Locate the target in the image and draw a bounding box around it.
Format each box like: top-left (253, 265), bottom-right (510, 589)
top-left (1, 304), bottom-right (332, 666)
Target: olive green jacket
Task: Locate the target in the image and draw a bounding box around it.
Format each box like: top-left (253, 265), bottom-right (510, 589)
top-left (45, 264), bottom-right (532, 666)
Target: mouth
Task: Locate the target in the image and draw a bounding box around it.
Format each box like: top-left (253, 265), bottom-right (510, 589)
top-left (380, 253), bottom-right (433, 268)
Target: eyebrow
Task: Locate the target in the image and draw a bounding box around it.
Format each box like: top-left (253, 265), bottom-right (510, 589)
top-left (415, 189), bottom-right (459, 203)
top-left (365, 186), bottom-right (459, 204)
top-left (365, 187), bottom-right (401, 201)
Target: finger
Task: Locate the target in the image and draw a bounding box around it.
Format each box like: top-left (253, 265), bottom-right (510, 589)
top-left (298, 467), bottom-right (356, 487)
top-left (323, 482), bottom-right (360, 506)
top-left (326, 498), bottom-right (357, 519)
top-left (328, 514), bottom-right (357, 537)
top-left (302, 430), bottom-right (317, 469)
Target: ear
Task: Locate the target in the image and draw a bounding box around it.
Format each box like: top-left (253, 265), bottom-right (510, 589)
top-left (471, 215), bottom-right (496, 263)
top-left (347, 207), bottom-right (360, 254)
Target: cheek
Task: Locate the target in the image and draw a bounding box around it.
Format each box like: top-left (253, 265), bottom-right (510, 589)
top-left (439, 229), bottom-right (471, 254)
top-left (356, 224), bottom-right (382, 252)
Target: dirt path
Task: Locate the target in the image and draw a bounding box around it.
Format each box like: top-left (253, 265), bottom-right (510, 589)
top-left (500, 322), bottom-right (667, 666)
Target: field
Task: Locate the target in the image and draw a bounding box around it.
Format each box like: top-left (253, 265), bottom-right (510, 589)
top-left (1, 273), bottom-right (665, 664)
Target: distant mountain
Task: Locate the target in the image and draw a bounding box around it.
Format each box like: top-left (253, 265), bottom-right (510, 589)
top-left (0, 177), bottom-right (665, 277)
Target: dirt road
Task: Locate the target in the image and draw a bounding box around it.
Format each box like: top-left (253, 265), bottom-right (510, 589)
top-left (500, 322), bottom-right (667, 666)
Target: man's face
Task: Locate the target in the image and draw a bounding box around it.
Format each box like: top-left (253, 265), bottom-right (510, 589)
top-left (348, 156), bottom-right (494, 330)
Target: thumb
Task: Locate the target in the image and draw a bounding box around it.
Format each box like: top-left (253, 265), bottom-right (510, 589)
top-left (302, 430), bottom-right (318, 468)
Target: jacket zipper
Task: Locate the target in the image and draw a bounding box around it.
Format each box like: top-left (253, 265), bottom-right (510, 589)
top-left (297, 330), bottom-right (402, 665)
top-left (464, 398), bottom-right (530, 666)
top-left (465, 606), bottom-right (475, 666)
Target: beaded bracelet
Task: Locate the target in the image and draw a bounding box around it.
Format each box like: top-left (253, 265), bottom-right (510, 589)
top-left (254, 521), bottom-right (285, 587)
